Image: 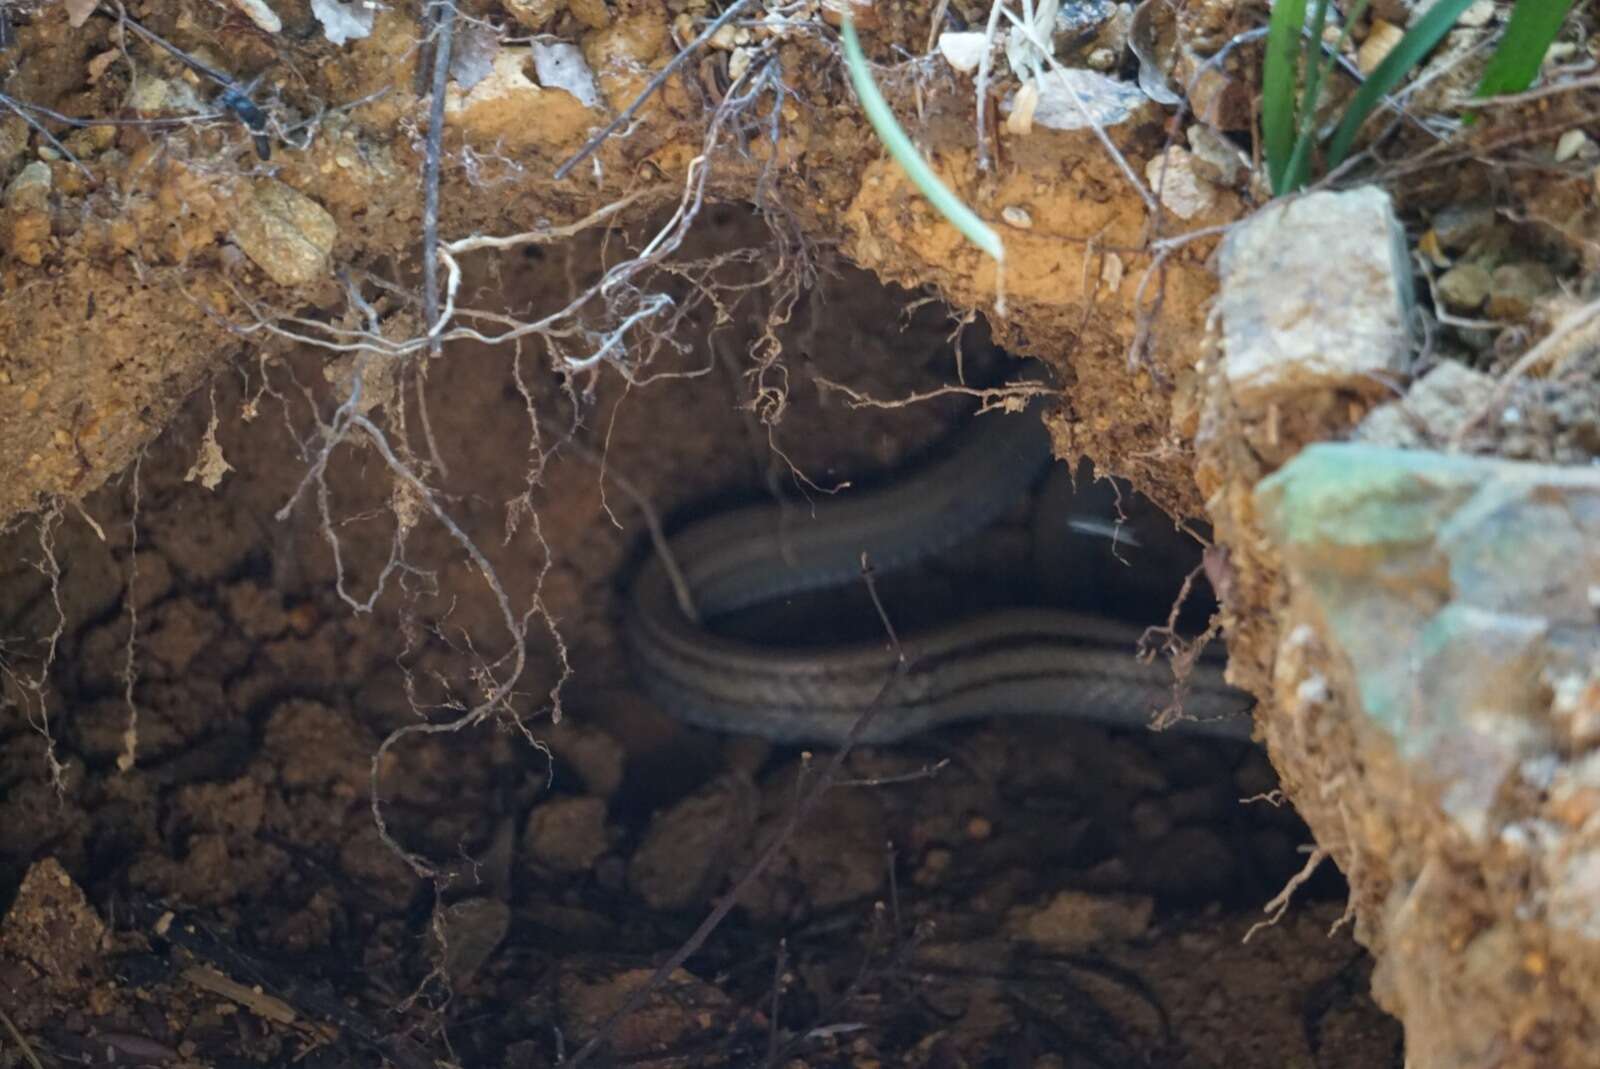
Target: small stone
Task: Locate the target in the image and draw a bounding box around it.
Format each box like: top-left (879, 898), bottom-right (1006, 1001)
top-left (431, 898), bottom-right (510, 987)
top-left (229, 181), bottom-right (337, 287)
top-left (1001, 205), bottom-right (1033, 229)
top-left (530, 41), bottom-right (604, 110)
top-left (1487, 262), bottom-right (1557, 319)
top-left (1186, 124), bottom-right (1248, 187)
top-left (1216, 187), bottom-right (1413, 413)
top-left (1359, 19), bottom-right (1405, 75)
top-left (544, 720), bottom-right (625, 799)
top-left (0, 116), bottom-right (28, 174)
top-left (558, 966), bottom-right (730, 1055)
top-left (819, 0), bottom-right (877, 30)
top-left (0, 859), bottom-right (106, 996)
top-left (1430, 202), bottom-right (1495, 252)
top-left (1008, 890), bottom-right (1153, 951)
top-left (124, 74), bottom-right (206, 116)
top-left (1437, 262), bottom-right (1492, 313)
top-left (1178, 43), bottom-right (1253, 130)
top-left (523, 796), bottom-right (608, 873)
top-left (1145, 146), bottom-right (1218, 220)
top-left (1555, 129), bottom-right (1597, 163)
top-left (1026, 67), bottom-right (1149, 132)
top-left (1355, 360), bottom-right (1496, 448)
top-left (3, 162), bottom-right (51, 214)
top-left (311, 0), bottom-right (376, 44)
top-left (228, 0), bottom-right (281, 32)
top-left (1458, 0), bottom-right (1495, 27)
top-left (503, 0), bottom-right (562, 30)
top-left (1054, 0), bottom-right (1115, 42)
top-left (937, 31), bottom-right (988, 74)
top-left (628, 774), bottom-right (757, 910)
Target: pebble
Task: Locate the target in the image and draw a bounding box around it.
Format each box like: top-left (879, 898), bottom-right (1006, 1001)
top-left (523, 795), bottom-right (609, 873)
top-left (1430, 202), bottom-right (1496, 253)
top-left (1009, 889), bottom-right (1154, 951)
top-left (1437, 262), bottom-right (1492, 313)
top-left (431, 897), bottom-right (510, 987)
top-left (628, 774), bottom-right (757, 910)
top-left (1487, 261), bottom-right (1557, 319)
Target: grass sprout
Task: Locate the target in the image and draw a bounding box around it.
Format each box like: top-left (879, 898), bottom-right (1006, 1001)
top-left (838, 15), bottom-right (1005, 267)
top-left (1471, 0), bottom-right (1579, 105)
top-left (1264, 0), bottom-right (1575, 195)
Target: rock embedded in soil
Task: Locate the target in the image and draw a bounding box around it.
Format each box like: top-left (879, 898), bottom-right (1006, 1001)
top-left (1215, 186), bottom-right (1413, 418)
top-left (523, 795), bottom-right (609, 872)
top-left (557, 964), bottom-right (732, 1057)
top-left (3, 160), bottom-right (51, 213)
top-left (0, 858), bottom-right (104, 1001)
top-left (432, 897), bottom-right (511, 987)
top-left (1254, 442), bottom-right (1600, 1068)
top-left (1008, 889), bottom-right (1154, 952)
top-left (228, 180), bottom-right (339, 288)
top-left (1437, 262), bottom-right (1492, 313)
top-left (1486, 262), bottom-right (1558, 320)
top-left (1430, 202), bottom-right (1496, 253)
top-left (627, 772), bottom-right (757, 911)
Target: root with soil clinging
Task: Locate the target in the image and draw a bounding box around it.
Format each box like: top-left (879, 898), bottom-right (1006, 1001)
top-left (0, 504), bottom-right (70, 795)
top-left (117, 450), bottom-right (144, 773)
top-left (1244, 845), bottom-right (1328, 943)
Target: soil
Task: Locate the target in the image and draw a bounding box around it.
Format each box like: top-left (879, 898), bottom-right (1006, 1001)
top-left (0, 0), bottom-right (1593, 1065)
top-left (0, 209), bottom-right (1400, 1066)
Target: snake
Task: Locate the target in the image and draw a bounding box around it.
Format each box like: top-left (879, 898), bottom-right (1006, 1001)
top-left (623, 388), bottom-right (1254, 746)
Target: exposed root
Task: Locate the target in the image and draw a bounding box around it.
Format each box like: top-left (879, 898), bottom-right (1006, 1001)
top-left (117, 450), bottom-right (145, 773)
top-left (0, 503), bottom-right (70, 795)
top-left (1244, 846), bottom-right (1329, 944)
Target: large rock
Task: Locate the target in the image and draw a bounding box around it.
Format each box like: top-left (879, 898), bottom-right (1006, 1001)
top-left (1215, 188), bottom-right (1413, 439)
top-left (1254, 443), bottom-right (1600, 1068)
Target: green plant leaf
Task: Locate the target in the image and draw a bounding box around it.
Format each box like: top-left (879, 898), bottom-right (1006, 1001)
top-left (1284, 0), bottom-right (1376, 193)
top-left (1475, 0), bottom-right (1577, 99)
top-left (1325, 0), bottom-right (1478, 170)
top-left (838, 15), bottom-right (1004, 263)
top-left (1263, 0), bottom-right (1309, 193)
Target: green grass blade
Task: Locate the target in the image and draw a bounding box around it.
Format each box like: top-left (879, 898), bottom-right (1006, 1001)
top-left (1263, 0), bottom-right (1309, 193)
top-left (1281, 0), bottom-right (1370, 193)
top-left (1475, 0), bottom-right (1576, 99)
top-left (1325, 0), bottom-right (1478, 169)
top-left (838, 16), bottom-right (1004, 263)
top-left (1280, 0), bottom-right (1332, 193)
